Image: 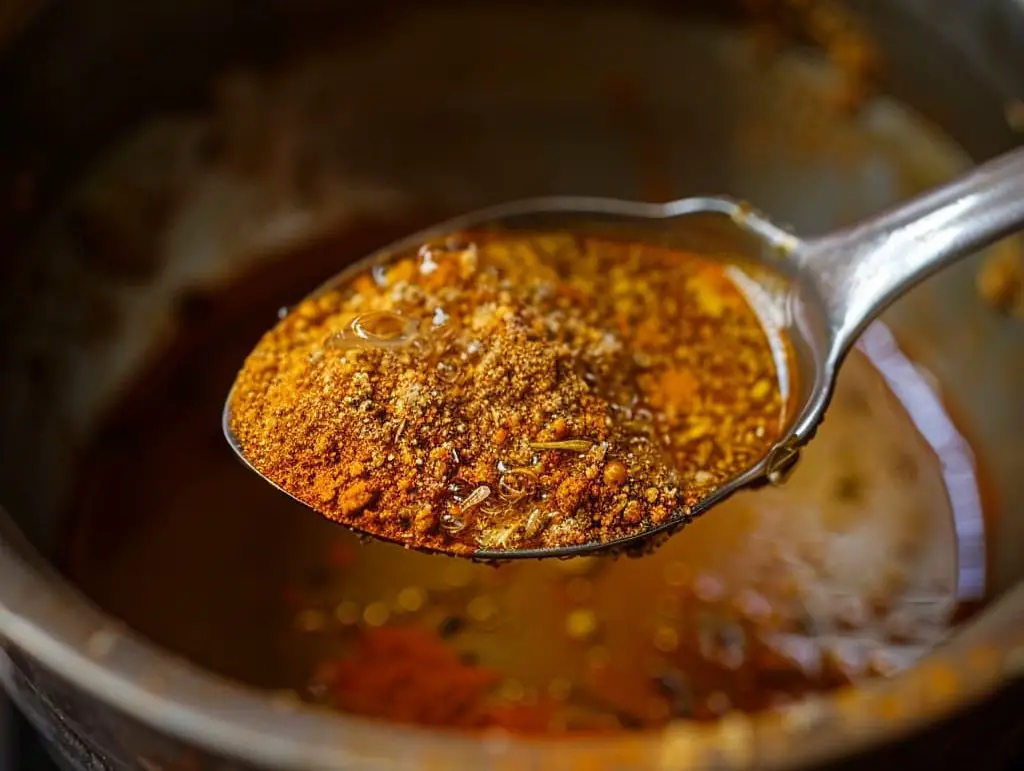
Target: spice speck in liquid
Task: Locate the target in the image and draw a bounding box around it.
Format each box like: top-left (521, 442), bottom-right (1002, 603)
top-left (229, 232), bottom-right (787, 554)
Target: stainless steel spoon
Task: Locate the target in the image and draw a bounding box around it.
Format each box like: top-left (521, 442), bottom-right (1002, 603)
top-left (224, 145), bottom-right (1024, 560)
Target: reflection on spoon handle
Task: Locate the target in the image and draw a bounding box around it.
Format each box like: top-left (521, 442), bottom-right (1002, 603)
top-left (795, 145), bottom-right (1024, 362)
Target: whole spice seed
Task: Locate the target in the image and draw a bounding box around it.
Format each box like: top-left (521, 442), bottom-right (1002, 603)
top-left (228, 231), bottom-right (787, 554)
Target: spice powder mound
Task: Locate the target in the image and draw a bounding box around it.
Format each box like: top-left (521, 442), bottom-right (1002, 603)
top-left (228, 231), bottom-right (787, 555)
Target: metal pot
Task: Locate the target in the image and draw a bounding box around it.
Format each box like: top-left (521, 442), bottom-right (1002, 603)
top-left (1, 1), bottom-right (1023, 769)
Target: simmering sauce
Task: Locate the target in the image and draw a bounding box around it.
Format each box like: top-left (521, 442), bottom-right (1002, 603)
top-left (228, 232), bottom-right (787, 554)
top-left (64, 223), bottom-right (986, 735)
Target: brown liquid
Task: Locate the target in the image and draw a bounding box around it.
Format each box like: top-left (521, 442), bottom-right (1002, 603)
top-left (62, 222), bottom-right (988, 734)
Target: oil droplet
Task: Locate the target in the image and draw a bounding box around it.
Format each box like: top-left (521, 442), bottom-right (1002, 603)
top-left (362, 602), bottom-right (390, 627)
top-left (352, 311), bottom-right (417, 343)
top-left (566, 608), bottom-right (600, 641)
top-left (327, 311), bottom-right (418, 351)
top-left (334, 601), bottom-right (361, 625)
top-left (396, 586), bottom-right (427, 613)
top-left (435, 357), bottom-right (461, 383)
top-left (467, 595), bottom-right (499, 623)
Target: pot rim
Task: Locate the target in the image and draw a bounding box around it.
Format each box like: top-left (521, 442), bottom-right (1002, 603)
top-left (2, 508), bottom-right (1023, 771)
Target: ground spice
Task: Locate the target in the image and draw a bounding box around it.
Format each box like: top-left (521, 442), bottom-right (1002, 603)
top-left (319, 625), bottom-right (568, 733)
top-left (324, 626), bottom-right (500, 727)
top-left (228, 231), bottom-right (786, 555)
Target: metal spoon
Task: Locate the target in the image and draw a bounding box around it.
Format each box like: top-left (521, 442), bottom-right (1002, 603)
top-left (224, 145), bottom-right (1024, 560)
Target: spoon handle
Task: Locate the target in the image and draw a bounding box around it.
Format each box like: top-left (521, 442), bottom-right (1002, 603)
top-left (796, 145), bottom-right (1024, 360)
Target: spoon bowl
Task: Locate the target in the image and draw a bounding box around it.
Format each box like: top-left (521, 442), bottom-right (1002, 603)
top-left (224, 146), bottom-right (1024, 560)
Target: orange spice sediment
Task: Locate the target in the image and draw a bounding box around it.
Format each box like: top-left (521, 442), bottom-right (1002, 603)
top-left (323, 626), bottom-right (500, 727)
top-left (228, 231), bottom-right (787, 554)
top-left (318, 625), bottom-right (576, 733)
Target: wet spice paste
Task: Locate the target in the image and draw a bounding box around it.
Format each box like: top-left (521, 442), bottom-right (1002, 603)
top-left (228, 232), bottom-right (787, 553)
